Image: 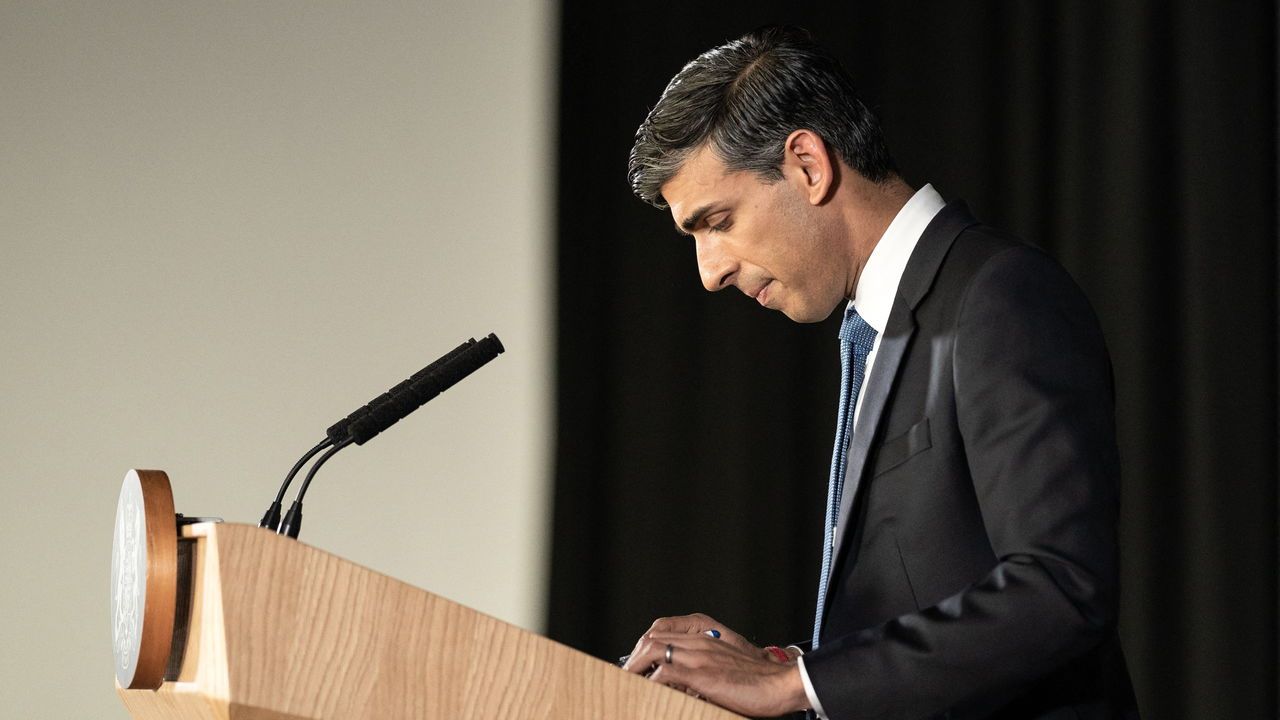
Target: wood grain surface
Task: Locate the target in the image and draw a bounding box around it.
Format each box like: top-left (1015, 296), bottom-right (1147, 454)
top-left (119, 522), bottom-right (744, 720)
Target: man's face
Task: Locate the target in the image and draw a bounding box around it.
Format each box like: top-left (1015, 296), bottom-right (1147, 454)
top-left (661, 145), bottom-right (849, 323)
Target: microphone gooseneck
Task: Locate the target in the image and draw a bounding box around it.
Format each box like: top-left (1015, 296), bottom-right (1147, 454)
top-left (277, 437), bottom-right (352, 539)
top-left (260, 438), bottom-right (332, 530)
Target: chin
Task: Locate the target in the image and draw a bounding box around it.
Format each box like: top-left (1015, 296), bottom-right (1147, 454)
top-left (782, 306), bottom-right (825, 323)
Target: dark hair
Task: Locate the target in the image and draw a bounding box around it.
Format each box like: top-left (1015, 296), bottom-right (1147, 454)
top-left (628, 26), bottom-right (896, 208)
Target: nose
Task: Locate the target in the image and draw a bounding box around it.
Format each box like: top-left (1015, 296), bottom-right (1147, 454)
top-left (695, 235), bottom-right (736, 292)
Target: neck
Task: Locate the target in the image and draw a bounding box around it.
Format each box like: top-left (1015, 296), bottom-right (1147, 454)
top-left (836, 174), bottom-right (915, 300)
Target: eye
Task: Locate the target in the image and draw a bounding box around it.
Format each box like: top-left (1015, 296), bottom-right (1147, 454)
top-left (708, 217), bottom-right (732, 233)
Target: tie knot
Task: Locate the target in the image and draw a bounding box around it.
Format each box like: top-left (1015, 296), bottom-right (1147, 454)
top-left (839, 306), bottom-right (877, 353)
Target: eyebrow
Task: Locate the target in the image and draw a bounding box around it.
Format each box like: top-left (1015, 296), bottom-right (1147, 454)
top-left (676, 204), bottom-right (717, 236)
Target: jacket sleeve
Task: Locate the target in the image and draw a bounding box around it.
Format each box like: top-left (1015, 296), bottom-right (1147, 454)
top-left (801, 245), bottom-right (1121, 719)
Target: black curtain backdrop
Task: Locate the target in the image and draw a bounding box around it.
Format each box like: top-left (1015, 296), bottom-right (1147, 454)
top-left (549, 3), bottom-right (1278, 718)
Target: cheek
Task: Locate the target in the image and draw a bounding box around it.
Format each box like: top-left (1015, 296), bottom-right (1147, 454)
top-left (777, 229), bottom-right (824, 287)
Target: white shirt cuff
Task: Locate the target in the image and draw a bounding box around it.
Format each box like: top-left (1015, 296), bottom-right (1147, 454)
top-left (794, 653), bottom-right (829, 719)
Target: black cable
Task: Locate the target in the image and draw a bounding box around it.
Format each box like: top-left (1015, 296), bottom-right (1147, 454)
top-left (277, 438), bottom-right (332, 504)
top-left (259, 438), bottom-right (332, 530)
top-left (278, 436), bottom-right (354, 539)
top-left (295, 436), bottom-right (352, 505)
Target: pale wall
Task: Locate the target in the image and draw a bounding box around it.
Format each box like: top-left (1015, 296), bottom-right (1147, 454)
top-left (0, 2), bottom-right (554, 715)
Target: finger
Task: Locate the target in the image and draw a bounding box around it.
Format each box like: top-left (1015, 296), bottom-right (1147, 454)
top-left (649, 662), bottom-right (696, 691)
top-left (624, 615), bottom-right (702, 670)
top-left (645, 632), bottom-right (746, 661)
top-left (624, 635), bottom-right (713, 674)
top-left (643, 634), bottom-right (723, 657)
top-left (622, 634), bottom-right (651, 670)
top-left (621, 635), bottom-right (682, 673)
top-left (649, 661), bottom-right (718, 703)
top-left (646, 631), bottom-right (722, 644)
top-left (646, 613), bottom-right (718, 636)
top-left (624, 621), bottom-right (696, 670)
top-left (646, 616), bottom-right (755, 653)
top-left (655, 634), bottom-right (727, 657)
top-left (619, 646), bottom-right (655, 674)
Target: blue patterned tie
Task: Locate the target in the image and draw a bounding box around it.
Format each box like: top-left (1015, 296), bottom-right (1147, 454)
top-left (812, 305), bottom-right (878, 649)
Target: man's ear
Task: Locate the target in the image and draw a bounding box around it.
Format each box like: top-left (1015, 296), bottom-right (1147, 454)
top-left (782, 129), bottom-right (836, 205)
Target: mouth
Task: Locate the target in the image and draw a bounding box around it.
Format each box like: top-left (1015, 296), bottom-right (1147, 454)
top-left (751, 281), bottom-right (774, 307)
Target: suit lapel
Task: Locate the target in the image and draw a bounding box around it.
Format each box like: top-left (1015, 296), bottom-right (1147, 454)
top-left (824, 200), bottom-right (979, 607)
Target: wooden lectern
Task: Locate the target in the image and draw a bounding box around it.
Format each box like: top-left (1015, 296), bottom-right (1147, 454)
top-left (113, 471), bottom-right (744, 719)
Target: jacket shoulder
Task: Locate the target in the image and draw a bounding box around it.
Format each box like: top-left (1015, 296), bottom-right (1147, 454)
top-left (933, 224), bottom-right (1086, 309)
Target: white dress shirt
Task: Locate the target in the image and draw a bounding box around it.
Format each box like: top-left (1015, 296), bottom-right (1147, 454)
top-left (796, 183), bottom-right (947, 718)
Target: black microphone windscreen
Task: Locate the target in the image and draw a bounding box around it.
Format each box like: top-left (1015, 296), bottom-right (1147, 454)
top-left (325, 339), bottom-right (477, 444)
top-left (349, 332), bottom-right (504, 446)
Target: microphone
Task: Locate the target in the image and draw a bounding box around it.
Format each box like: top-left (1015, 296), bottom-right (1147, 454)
top-left (261, 337), bottom-right (487, 531)
top-left (323, 338), bottom-right (478, 446)
top-left (346, 333), bottom-right (504, 446)
top-left (272, 333), bottom-right (505, 539)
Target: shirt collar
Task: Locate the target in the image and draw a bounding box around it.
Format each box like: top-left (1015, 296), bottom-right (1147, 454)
top-left (851, 183), bottom-right (946, 333)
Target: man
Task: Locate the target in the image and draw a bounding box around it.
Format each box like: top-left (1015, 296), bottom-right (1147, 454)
top-left (620, 26), bottom-right (1140, 720)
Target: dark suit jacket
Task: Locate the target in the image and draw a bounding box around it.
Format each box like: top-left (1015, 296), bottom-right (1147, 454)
top-left (801, 201), bottom-right (1140, 720)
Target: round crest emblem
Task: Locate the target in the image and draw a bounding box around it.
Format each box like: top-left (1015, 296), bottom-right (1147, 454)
top-left (110, 469), bottom-right (177, 689)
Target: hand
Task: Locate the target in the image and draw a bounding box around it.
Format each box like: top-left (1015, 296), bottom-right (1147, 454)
top-left (621, 614), bottom-right (808, 717)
